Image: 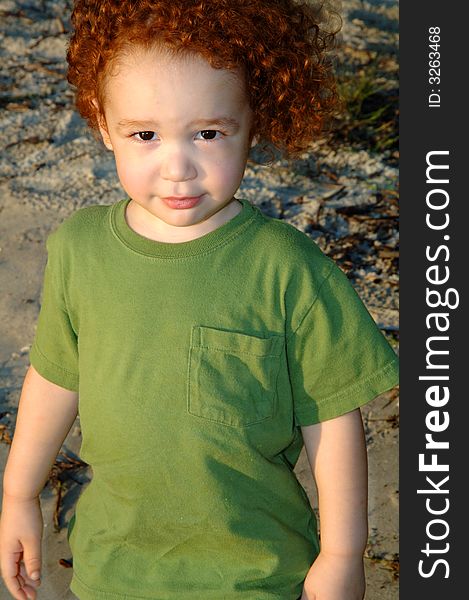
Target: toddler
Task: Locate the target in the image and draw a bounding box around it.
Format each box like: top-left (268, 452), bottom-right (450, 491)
top-left (0, 1), bottom-right (399, 599)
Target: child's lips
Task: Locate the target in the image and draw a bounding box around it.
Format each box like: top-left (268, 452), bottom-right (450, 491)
top-left (162, 195), bottom-right (203, 209)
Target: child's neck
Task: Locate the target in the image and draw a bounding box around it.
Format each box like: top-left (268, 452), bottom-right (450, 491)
top-left (124, 198), bottom-right (243, 244)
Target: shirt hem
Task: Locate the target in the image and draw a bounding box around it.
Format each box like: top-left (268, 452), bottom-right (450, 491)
top-left (70, 571), bottom-right (302, 600)
top-left (29, 342), bottom-right (79, 391)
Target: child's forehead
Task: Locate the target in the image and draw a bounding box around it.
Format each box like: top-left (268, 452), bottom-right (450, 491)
top-left (101, 43), bottom-right (252, 120)
top-left (103, 43), bottom-right (249, 100)
top-left (108, 43), bottom-right (243, 82)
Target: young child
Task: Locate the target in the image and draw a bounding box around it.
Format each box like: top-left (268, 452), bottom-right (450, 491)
top-left (0, 1), bottom-right (399, 599)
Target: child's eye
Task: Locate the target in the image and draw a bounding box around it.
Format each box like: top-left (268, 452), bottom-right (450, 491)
top-left (133, 131), bottom-right (158, 142)
top-left (195, 130), bottom-right (222, 141)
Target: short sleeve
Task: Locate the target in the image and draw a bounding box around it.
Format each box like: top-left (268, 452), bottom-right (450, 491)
top-left (286, 261), bottom-right (399, 426)
top-left (29, 232), bottom-right (79, 391)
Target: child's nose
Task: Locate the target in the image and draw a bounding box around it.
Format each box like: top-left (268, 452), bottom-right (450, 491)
top-left (160, 148), bottom-right (197, 182)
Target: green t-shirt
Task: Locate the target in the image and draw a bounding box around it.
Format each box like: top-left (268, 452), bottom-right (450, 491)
top-left (29, 197), bottom-right (399, 600)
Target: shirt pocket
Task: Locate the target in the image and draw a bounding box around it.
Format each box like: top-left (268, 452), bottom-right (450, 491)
top-left (187, 324), bottom-right (284, 427)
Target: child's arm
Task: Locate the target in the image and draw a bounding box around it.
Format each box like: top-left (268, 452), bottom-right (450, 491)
top-left (300, 408), bottom-right (368, 600)
top-left (0, 365), bottom-right (79, 599)
top-left (3, 365), bottom-right (79, 499)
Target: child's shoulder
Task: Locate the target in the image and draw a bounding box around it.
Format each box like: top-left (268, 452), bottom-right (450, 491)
top-left (52, 202), bottom-right (112, 236)
top-left (46, 201), bottom-right (115, 249)
top-left (254, 206), bottom-right (335, 284)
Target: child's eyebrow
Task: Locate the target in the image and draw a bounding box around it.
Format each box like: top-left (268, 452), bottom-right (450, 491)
top-left (189, 117), bottom-right (240, 130)
top-left (116, 117), bottom-right (240, 131)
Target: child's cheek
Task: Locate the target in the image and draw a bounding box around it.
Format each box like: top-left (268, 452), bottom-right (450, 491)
top-left (212, 154), bottom-right (248, 189)
top-left (114, 155), bottom-right (151, 198)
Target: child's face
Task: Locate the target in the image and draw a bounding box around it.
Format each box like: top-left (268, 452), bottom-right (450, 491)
top-left (97, 46), bottom-right (256, 241)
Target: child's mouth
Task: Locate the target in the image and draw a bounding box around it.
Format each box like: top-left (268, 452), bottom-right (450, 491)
top-left (162, 196), bottom-right (203, 209)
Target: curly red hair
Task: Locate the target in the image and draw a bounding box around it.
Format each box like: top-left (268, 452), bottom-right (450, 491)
top-left (66, 0), bottom-right (341, 159)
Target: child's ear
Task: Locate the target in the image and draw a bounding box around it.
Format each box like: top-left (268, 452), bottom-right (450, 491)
top-left (97, 117), bottom-right (113, 151)
top-left (93, 100), bottom-right (113, 151)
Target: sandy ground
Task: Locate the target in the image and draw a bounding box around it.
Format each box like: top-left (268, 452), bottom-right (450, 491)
top-left (0, 0), bottom-right (399, 598)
